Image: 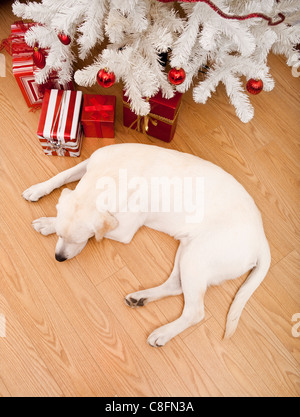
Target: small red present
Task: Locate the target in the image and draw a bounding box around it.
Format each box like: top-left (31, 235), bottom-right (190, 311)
top-left (11, 22), bottom-right (73, 108)
top-left (81, 94), bottom-right (116, 138)
top-left (123, 90), bottom-right (182, 143)
top-left (37, 89), bottom-right (83, 156)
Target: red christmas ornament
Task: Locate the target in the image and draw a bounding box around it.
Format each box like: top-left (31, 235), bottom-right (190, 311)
top-left (246, 78), bottom-right (263, 95)
top-left (58, 32), bottom-right (71, 45)
top-left (168, 67), bottom-right (186, 85)
top-left (96, 68), bottom-right (116, 88)
top-left (33, 47), bottom-right (46, 69)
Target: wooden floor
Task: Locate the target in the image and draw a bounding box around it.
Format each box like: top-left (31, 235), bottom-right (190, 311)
top-left (0, 2), bottom-right (299, 397)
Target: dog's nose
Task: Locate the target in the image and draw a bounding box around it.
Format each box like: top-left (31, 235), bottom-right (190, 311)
top-left (55, 253), bottom-right (67, 262)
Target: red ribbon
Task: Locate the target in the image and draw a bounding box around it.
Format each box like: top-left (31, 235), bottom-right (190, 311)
top-left (156, 0), bottom-right (285, 26)
top-left (83, 96), bottom-right (114, 137)
top-left (84, 97), bottom-right (114, 121)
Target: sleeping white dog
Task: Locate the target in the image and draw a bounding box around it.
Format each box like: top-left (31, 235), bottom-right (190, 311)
top-left (22, 143), bottom-right (270, 347)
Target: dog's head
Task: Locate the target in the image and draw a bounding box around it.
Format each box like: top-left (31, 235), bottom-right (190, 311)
top-left (54, 188), bottom-right (118, 262)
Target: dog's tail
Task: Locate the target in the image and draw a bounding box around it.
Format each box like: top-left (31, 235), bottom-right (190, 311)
top-left (224, 236), bottom-right (271, 338)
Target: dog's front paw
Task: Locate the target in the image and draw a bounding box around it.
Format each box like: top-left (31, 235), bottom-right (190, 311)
top-left (125, 293), bottom-right (148, 308)
top-left (32, 217), bottom-right (56, 235)
top-left (22, 183), bottom-right (49, 202)
top-left (147, 326), bottom-right (172, 348)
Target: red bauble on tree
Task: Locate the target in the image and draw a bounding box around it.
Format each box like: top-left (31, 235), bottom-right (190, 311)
top-left (168, 67), bottom-right (186, 85)
top-left (57, 32), bottom-right (71, 45)
top-left (33, 47), bottom-right (46, 69)
top-left (246, 78), bottom-right (263, 95)
top-left (96, 68), bottom-right (116, 88)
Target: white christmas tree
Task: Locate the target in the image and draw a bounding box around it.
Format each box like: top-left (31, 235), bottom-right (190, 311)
top-left (12, 0), bottom-right (300, 122)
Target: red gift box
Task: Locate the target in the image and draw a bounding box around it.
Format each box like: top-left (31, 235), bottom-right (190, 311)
top-left (81, 94), bottom-right (116, 138)
top-left (37, 89), bottom-right (83, 156)
top-left (11, 22), bottom-right (73, 108)
top-left (123, 90), bottom-right (182, 142)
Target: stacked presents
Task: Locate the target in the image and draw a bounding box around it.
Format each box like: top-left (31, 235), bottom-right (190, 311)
top-left (11, 21), bottom-right (73, 108)
top-left (10, 21), bottom-right (182, 157)
top-left (37, 90), bottom-right (116, 156)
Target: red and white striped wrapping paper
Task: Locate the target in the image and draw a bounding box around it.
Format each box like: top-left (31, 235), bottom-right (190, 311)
top-left (37, 89), bottom-right (83, 157)
top-left (13, 55), bottom-right (44, 107)
top-left (11, 22), bottom-right (36, 55)
top-left (11, 22), bottom-right (73, 108)
top-left (11, 22), bottom-right (44, 107)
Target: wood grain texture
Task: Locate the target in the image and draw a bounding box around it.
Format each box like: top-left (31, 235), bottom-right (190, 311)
top-left (0, 1), bottom-right (299, 397)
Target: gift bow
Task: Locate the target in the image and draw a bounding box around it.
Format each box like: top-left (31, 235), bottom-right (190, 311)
top-left (129, 114), bottom-right (158, 141)
top-left (83, 96), bottom-right (114, 137)
top-left (84, 97), bottom-right (114, 121)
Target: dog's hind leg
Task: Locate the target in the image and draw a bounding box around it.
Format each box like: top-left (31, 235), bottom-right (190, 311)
top-left (22, 159), bottom-right (89, 202)
top-left (147, 244), bottom-right (207, 347)
top-left (32, 217), bottom-right (56, 235)
top-left (125, 243), bottom-right (183, 307)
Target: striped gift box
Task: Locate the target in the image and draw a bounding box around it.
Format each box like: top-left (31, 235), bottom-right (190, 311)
top-left (11, 22), bottom-right (73, 108)
top-left (37, 89), bottom-right (83, 157)
top-left (11, 21), bottom-right (44, 107)
top-left (12, 55), bottom-right (44, 107)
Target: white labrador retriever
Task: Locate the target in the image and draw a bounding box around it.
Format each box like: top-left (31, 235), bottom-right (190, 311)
top-left (23, 143), bottom-right (270, 346)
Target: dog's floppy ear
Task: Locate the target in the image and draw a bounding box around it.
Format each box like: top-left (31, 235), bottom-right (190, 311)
top-left (94, 212), bottom-right (118, 241)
